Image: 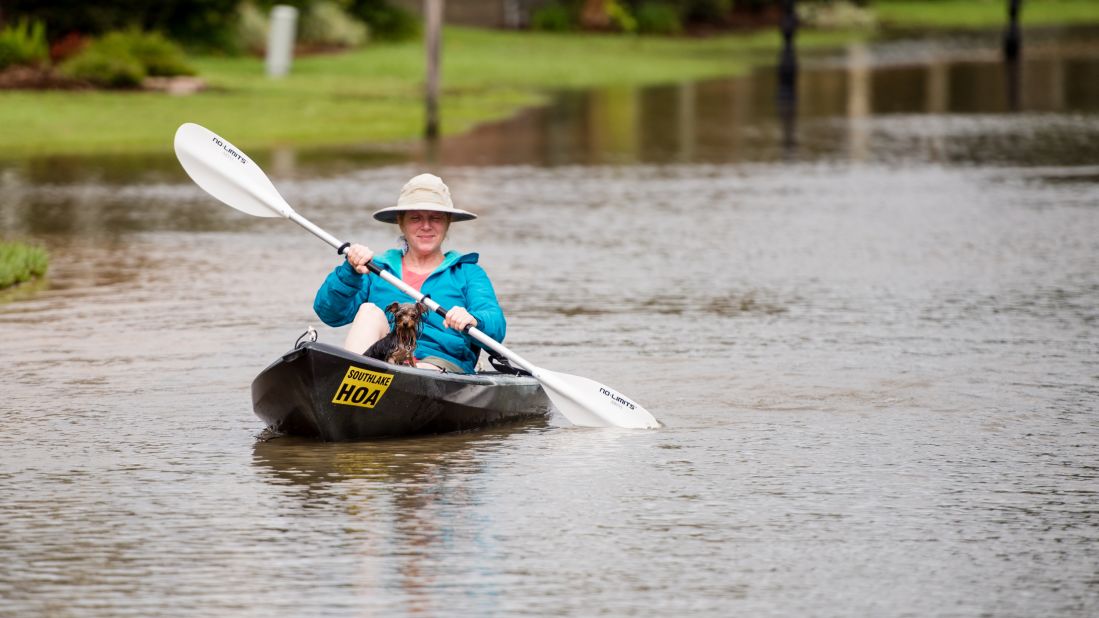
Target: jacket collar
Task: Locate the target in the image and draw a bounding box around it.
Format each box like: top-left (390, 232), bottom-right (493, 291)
top-left (375, 249), bottom-right (479, 274)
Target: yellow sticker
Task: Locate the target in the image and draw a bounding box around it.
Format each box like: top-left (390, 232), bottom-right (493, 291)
top-left (331, 365), bottom-right (393, 409)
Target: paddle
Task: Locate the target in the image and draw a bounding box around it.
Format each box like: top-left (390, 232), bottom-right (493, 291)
top-left (173, 122), bottom-right (660, 429)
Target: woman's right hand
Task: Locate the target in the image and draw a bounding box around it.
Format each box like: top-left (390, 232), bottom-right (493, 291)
top-left (344, 243), bottom-right (374, 274)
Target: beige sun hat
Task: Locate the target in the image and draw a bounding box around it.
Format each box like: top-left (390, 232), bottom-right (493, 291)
top-left (372, 173), bottom-right (478, 223)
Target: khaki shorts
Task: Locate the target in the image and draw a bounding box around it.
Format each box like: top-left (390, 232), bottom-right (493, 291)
top-left (419, 355), bottom-right (464, 374)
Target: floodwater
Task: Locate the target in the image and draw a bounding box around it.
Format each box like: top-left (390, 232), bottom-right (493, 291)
top-left (2, 29), bottom-right (1098, 617)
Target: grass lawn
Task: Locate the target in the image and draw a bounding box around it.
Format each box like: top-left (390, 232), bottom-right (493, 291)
top-left (0, 27), bottom-right (860, 158)
top-left (4, 2), bottom-right (1094, 159)
top-left (876, 0), bottom-right (1099, 28)
top-left (0, 240), bottom-right (48, 289)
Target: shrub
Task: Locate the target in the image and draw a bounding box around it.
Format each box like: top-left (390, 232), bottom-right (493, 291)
top-left (103, 30), bottom-right (196, 77)
top-left (635, 2), bottom-right (682, 34)
top-left (0, 19), bottom-right (49, 71)
top-left (532, 2), bottom-right (576, 31)
top-left (2, 0), bottom-right (243, 52)
top-left (607, 0), bottom-right (639, 33)
top-left (48, 32), bottom-right (89, 62)
top-left (301, 1), bottom-right (370, 48)
top-left (0, 241), bottom-right (48, 289)
top-left (60, 49), bottom-right (146, 87)
top-left (346, 0), bottom-right (420, 42)
top-left (59, 30), bottom-right (195, 88)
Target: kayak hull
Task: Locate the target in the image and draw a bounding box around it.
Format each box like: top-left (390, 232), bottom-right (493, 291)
top-left (251, 342), bottom-right (552, 440)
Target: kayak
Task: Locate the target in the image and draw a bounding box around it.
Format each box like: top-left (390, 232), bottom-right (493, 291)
top-left (251, 340), bottom-right (553, 441)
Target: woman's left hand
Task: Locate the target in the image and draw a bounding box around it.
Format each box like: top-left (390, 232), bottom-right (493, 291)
top-left (444, 307), bottom-right (477, 332)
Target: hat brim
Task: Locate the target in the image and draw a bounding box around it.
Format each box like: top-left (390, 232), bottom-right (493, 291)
top-left (372, 203), bottom-right (478, 224)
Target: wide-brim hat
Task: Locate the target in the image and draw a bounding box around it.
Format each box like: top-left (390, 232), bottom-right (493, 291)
top-left (372, 173), bottom-right (478, 223)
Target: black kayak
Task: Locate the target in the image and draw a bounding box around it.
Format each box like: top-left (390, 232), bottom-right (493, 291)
top-left (252, 341), bottom-right (553, 441)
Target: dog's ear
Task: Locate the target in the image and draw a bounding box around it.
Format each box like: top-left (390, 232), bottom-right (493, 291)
top-left (416, 301), bottom-right (427, 316)
top-left (386, 302), bottom-right (400, 315)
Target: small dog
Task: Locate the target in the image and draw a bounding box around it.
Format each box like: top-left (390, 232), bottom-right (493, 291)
top-left (364, 302), bottom-right (426, 366)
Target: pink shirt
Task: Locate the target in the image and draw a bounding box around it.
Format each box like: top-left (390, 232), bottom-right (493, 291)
top-left (402, 266), bottom-right (429, 291)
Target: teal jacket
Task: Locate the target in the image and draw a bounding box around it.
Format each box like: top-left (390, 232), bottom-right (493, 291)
top-left (313, 249), bottom-right (505, 373)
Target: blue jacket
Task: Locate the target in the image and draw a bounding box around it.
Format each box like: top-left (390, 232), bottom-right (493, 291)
top-left (313, 249), bottom-right (505, 373)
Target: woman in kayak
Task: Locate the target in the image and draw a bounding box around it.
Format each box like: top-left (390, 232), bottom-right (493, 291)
top-left (313, 173), bottom-right (505, 374)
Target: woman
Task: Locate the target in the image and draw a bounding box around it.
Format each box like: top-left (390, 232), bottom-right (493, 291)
top-left (313, 173), bottom-right (505, 374)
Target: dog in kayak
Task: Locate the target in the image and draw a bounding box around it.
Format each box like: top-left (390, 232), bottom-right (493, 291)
top-left (364, 302), bottom-right (427, 366)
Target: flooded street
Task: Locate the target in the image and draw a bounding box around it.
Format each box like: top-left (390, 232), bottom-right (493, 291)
top-left (2, 30), bottom-right (1098, 616)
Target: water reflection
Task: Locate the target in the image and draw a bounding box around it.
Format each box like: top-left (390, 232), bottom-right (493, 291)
top-left (845, 42), bottom-right (872, 160)
top-left (431, 29), bottom-right (1099, 167)
top-left (251, 425), bottom-right (544, 489)
top-left (251, 426), bottom-right (545, 613)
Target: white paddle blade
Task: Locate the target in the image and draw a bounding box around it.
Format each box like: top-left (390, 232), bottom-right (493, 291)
top-left (534, 369), bottom-right (660, 429)
top-left (174, 122), bottom-right (293, 219)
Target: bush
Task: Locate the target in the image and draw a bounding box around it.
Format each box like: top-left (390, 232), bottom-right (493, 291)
top-left (60, 49), bottom-right (146, 87)
top-left (607, 0), bottom-right (639, 32)
top-left (635, 2), bottom-right (683, 34)
top-left (59, 30), bottom-right (195, 88)
top-left (301, 1), bottom-right (370, 48)
top-left (346, 0), bottom-right (420, 42)
top-left (49, 32), bottom-right (89, 62)
top-left (0, 241), bottom-right (48, 289)
top-left (532, 2), bottom-right (576, 31)
top-left (0, 19), bottom-right (49, 71)
top-left (104, 30), bottom-right (196, 76)
top-left (2, 0), bottom-right (243, 52)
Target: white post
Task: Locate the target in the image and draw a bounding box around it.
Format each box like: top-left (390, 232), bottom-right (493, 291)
top-left (266, 5), bottom-right (298, 78)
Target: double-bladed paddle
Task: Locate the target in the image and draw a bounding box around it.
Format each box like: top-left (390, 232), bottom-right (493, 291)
top-left (173, 122), bottom-right (660, 429)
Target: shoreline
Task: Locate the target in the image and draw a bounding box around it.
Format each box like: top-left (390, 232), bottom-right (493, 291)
top-left (0, 27), bottom-right (868, 159)
top-left (2, 13), bottom-right (1098, 159)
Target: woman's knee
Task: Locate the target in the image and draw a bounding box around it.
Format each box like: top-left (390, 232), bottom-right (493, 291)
top-left (353, 302), bottom-right (386, 324)
top-left (352, 303), bottom-right (389, 339)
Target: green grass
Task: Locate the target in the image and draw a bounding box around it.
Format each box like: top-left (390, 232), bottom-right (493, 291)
top-left (876, 0), bottom-right (1099, 29)
top-left (0, 240), bottom-right (48, 289)
top-left (0, 26), bottom-right (861, 158)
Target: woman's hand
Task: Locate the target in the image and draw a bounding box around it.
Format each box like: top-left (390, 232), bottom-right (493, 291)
top-left (344, 243), bottom-right (374, 274)
top-left (445, 306), bottom-right (477, 332)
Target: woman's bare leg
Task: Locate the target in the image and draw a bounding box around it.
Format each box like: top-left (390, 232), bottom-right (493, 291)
top-left (343, 303), bottom-right (389, 353)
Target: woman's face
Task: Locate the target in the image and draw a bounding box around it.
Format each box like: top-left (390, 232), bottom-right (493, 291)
top-left (400, 210), bottom-right (450, 255)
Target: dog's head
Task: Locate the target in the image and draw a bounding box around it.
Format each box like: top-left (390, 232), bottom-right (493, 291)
top-left (386, 302), bottom-right (427, 334)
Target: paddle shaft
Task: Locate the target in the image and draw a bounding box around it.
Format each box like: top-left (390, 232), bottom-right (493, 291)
top-left (289, 211), bottom-right (538, 374)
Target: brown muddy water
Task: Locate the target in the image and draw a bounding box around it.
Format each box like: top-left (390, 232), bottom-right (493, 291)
top-left (2, 30), bottom-right (1098, 617)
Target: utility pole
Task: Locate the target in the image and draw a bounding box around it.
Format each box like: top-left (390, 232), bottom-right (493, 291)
top-left (1004, 0), bottom-right (1022, 61)
top-left (1004, 0), bottom-right (1022, 111)
top-left (425, 0), bottom-right (444, 140)
top-left (778, 0), bottom-right (797, 103)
